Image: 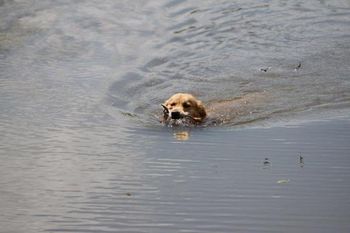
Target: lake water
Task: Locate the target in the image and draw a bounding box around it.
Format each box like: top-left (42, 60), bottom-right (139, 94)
top-left (1, 0), bottom-right (350, 232)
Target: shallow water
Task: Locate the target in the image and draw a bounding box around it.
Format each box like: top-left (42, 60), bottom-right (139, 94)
top-left (1, 0), bottom-right (350, 232)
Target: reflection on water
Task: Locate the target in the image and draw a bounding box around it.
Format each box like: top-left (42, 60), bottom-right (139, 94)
top-left (1, 0), bottom-right (350, 232)
top-left (173, 130), bottom-right (190, 141)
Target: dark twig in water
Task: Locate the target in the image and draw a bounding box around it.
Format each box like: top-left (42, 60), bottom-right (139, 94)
top-left (299, 153), bottom-right (304, 167)
top-left (260, 67), bottom-right (271, 72)
top-left (294, 62), bottom-right (302, 71)
top-left (263, 158), bottom-right (270, 165)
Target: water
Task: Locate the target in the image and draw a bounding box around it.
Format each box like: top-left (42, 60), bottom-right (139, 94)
top-left (1, 0), bottom-right (350, 232)
top-left (2, 119), bottom-right (350, 233)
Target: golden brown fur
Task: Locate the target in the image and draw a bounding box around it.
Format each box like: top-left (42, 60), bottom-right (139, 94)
top-left (162, 93), bottom-right (206, 125)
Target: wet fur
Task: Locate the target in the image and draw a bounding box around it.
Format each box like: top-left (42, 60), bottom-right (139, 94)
top-left (162, 93), bottom-right (206, 125)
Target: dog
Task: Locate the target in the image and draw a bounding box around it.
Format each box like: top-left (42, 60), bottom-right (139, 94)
top-left (161, 93), bottom-right (207, 126)
top-left (161, 92), bottom-right (268, 127)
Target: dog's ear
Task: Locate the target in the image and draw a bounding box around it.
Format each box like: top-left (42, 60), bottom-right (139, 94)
top-left (196, 101), bottom-right (207, 120)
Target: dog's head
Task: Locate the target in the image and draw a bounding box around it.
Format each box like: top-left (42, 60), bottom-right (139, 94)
top-left (162, 93), bottom-right (207, 125)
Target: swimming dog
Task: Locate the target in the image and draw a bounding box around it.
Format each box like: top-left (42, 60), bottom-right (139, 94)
top-left (161, 93), bottom-right (206, 125)
top-left (161, 92), bottom-right (268, 126)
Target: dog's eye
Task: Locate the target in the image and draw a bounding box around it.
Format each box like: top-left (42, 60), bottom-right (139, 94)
top-left (183, 102), bottom-right (191, 108)
top-left (170, 103), bottom-right (176, 107)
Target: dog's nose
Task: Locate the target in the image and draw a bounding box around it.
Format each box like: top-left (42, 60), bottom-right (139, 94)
top-left (171, 111), bottom-right (181, 119)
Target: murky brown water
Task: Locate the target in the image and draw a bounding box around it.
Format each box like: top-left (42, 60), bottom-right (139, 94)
top-left (1, 0), bottom-right (350, 232)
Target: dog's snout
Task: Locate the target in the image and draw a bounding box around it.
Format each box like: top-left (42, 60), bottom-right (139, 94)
top-left (171, 111), bottom-right (181, 119)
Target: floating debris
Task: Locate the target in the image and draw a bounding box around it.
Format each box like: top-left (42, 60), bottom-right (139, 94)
top-left (121, 111), bottom-right (137, 118)
top-left (263, 158), bottom-right (270, 165)
top-left (294, 62), bottom-right (302, 71)
top-left (262, 158), bottom-right (271, 169)
top-left (277, 179), bottom-right (290, 184)
top-left (299, 153), bottom-right (304, 167)
top-left (260, 67), bottom-right (271, 72)
top-left (190, 9), bottom-right (200, 14)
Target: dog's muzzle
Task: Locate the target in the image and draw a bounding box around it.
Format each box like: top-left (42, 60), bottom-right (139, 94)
top-left (162, 104), bottom-right (183, 119)
top-left (162, 104), bottom-right (197, 126)
top-left (170, 111), bottom-right (181, 119)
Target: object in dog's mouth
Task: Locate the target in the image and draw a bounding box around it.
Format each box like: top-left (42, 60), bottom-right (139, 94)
top-left (161, 104), bottom-right (169, 115)
top-left (161, 106), bottom-right (196, 126)
top-left (161, 93), bottom-right (207, 126)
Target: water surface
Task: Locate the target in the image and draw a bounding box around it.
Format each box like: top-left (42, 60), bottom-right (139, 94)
top-left (1, 0), bottom-right (350, 232)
